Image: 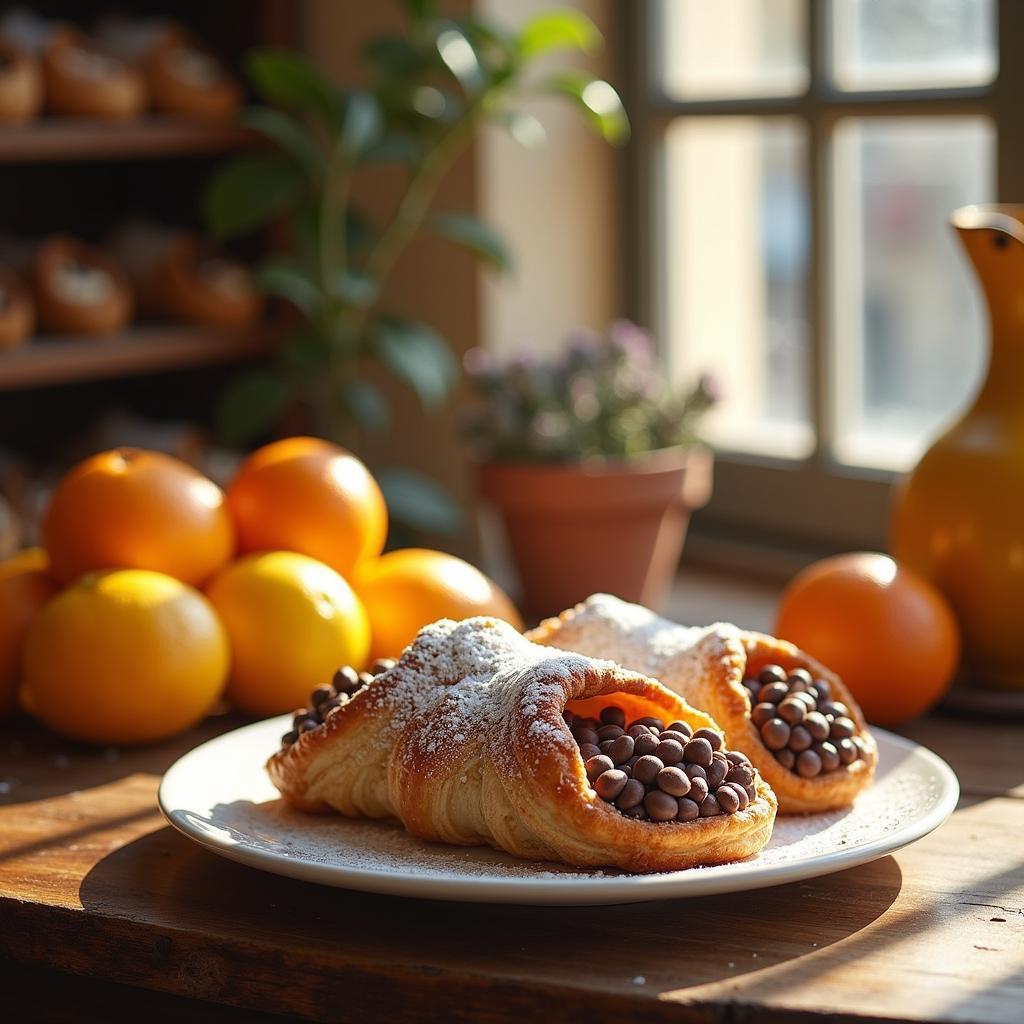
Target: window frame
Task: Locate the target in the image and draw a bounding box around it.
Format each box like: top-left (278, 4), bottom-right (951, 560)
top-left (623, 0), bottom-right (1021, 554)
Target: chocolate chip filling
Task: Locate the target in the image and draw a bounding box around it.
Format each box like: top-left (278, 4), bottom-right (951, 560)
top-left (742, 664), bottom-right (867, 777)
top-left (566, 705), bottom-right (758, 823)
top-left (280, 659), bottom-right (396, 747)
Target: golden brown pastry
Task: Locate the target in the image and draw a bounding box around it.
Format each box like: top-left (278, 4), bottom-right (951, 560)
top-left (0, 267), bottom-right (35, 348)
top-left (145, 30), bottom-right (240, 122)
top-left (43, 28), bottom-right (146, 120)
top-left (267, 616), bottom-right (777, 873)
top-left (529, 594), bottom-right (878, 814)
top-left (0, 38), bottom-right (42, 122)
top-left (33, 236), bottom-right (133, 335)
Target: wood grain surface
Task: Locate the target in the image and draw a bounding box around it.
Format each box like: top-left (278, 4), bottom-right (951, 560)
top-left (0, 711), bottom-right (1021, 1024)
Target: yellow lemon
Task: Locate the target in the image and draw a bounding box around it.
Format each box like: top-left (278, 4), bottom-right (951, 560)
top-left (22, 569), bottom-right (229, 744)
top-left (206, 551), bottom-right (370, 716)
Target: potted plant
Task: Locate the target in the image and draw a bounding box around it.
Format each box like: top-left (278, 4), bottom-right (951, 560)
top-left (201, 2), bottom-right (629, 535)
top-left (462, 320), bottom-right (717, 617)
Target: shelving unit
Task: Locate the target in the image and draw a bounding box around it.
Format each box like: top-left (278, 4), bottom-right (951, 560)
top-left (0, 325), bottom-right (278, 391)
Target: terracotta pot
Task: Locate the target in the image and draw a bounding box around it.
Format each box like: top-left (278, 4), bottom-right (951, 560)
top-left (477, 446), bottom-right (712, 619)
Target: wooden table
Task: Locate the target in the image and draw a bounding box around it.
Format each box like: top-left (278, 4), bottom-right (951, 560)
top-left (1, 710), bottom-right (1021, 1024)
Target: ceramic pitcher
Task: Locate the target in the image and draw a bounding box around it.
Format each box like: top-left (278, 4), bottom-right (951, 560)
top-left (891, 204), bottom-right (1024, 691)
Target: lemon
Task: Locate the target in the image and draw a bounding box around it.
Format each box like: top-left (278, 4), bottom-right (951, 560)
top-left (22, 569), bottom-right (229, 744)
top-left (206, 551), bottom-right (370, 716)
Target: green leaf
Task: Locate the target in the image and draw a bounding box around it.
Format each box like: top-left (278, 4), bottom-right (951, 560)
top-left (281, 330), bottom-right (330, 378)
top-left (328, 270), bottom-right (379, 307)
top-left (518, 10), bottom-right (602, 58)
top-left (362, 133), bottom-right (425, 164)
top-left (255, 260), bottom-right (322, 317)
top-left (371, 318), bottom-right (457, 408)
top-left (398, 0), bottom-right (437, 21)
top-left (246, 49), bottom-right (341, 125)
top-left (241, 106), bottom-right (321, 174)
top-left (375, 466), bottom-right (462, 536)
top-left (217, 370), bottom-right (290, 445)
top-left (431, 211), bottom-right (510, 271)
top-left (363, 34), bottom-right (421, 77)
top-left (340, 90), bottom-right (383, 155)
top-left (546, 72), bottom-right (630, 146)
top-left (435, 23), bottom-right (486, 95)
top-left (338, 378), bottom-right (390, 432)
top-left (204, 155), bottom-right (305, 239)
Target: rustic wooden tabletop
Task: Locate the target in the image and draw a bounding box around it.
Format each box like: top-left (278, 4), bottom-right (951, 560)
top-left (0, 709), bottom-right (1021, 1024)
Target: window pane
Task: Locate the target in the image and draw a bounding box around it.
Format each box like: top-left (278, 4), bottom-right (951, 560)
top-left (830, 0), bottom-right (997, 91)
top-left (664, 117), bottom-right (812, 457)
top-left (655, 0), bottom-right (808, 99)
top-left (831, 117), bottom-right (995, 470)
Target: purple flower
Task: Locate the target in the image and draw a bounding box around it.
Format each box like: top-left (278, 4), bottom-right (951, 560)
top-left (607, 318), bottom-right (654, 364)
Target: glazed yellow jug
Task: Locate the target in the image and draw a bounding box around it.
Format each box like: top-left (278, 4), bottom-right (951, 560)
top-left (891, 204), bottom-right (1024, 690)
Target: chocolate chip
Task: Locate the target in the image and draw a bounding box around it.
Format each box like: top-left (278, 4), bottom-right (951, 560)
top-left (758, 664), bottom-right (787, 685)
top-left (562, 709), bottom-right (576, 727)
top-left (829, 701), bottom-right (851, 719)
top-left (333, 666), bottom-right (361, 693)
top-left (281, 730), bottom-right (298, 746)
top-left (621, 804), bottom-right (648, 820)
top-left (726, 763), bottom-right (755, 788)
top-left (628, 723), bottom-right (652, 739)
top-left (706, 754), bottom-right (728, 789)
top-left (683, 737), bottom-right (714, 767)
top-left (692, 727), bottom-right (724, 751)
top-left (657, 766), bottom-right (692, 797)
top-left (716, 785), bottom-right (740, 813)
top-left (666, 720), bottom-right (693, 738)
top-left (594, 769), bottom-right (628, 800)
top-left (633, 732), bottom-right (659, 756)
top-left (615, 778), bottom-right (646, 810)
top-left (788, 724), bottom-right (812, 752)
top-left (659, 729), bottom-right (690, 746)
top-left (760, 718), bottom-right (791, 751)
top-left (688, 776), bottom-right (709, 804)
top-left (811, 678), bottom-right (832, 700)
top-left (596, 724), bottom-right (624, 742)
top-left (758, 681), bottom-right (790, 704)
top-left (725, 750), bottom-right (751, 766)
top-left (777, 698), bottom-right (806, 725)
top-left (804, 712), bottom-right (830, 742)
top-left (726, 781), bottom-right (750, 810)
top-left (836, 737), bottom-right (859, 764)
top-left (676, 797), bottom-right (701, 821)
top-left (573, 727), bottom-right (600, 747)
top-left (310, 685), bottom-right (334, 707)
top-left (793, 691), bottom-right (818, 710)
top-left (751, 702), bottom-right (777, 727)
top-left (775, 748), bottom-right (796, 769)
top-left (578, 743), bottom-right (601, 761)
top-left (600, 706), bottom-right (626, 728)
top-left (655, 738), bottom-right (684, 765)
top-left (370, 658), bottom-right (396, 675)
top-left (633, 716), bottom-right (665, 732)
top-left (585, 754), bottom-right (614, 783)
top-left (815, 741), bottom-right (840, 772)
top-left (358, 671), bottom-right (375, 687)
top-left (788, 668), bottom-right (813, 688)
top-left (796, 749), bottom-right (823, 778)
top-left (298, 716), bottom-right (320, 734)
top-left (684, 763), bottom-right (707, 782)
top-left (633, 754), bottom-right (664, 785)
top-left (320, 696), bottom-right (344, 715)
top-left (608, 734), bottom-right (635, 765)
top-left (699, 794), bottom-right (721, 817)
top-left (830, 716), bottom-right (856, 740)
top-left (644, 789), bottom-right (679, 821)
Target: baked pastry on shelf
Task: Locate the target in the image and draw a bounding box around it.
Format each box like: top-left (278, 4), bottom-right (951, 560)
top-left (529, 594), bottom-right (878, 814)
top-left (0, 266), bottom-right (34, 348)
top-left (267, 616), bottom-right (777, 873)
top-left (0, 36), bottom-right (42, 122)
top-left (32, 236), bottom-right (133, 335)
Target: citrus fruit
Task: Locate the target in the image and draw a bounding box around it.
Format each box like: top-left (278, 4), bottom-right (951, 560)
top-left (21, 569), bottom-right (229, 744)
top-left (0, 548), bottom-right (58, 717)
top-left (206, 551), bottom-right (370, 716)
top-left (226, 436), bottom-right (387, 578)
top-left (774, 552), bottom-right (960, 726)
top-left (42, 447), bottom-right (235, 587)
top-left (353, 548), bottom-right (523, 662)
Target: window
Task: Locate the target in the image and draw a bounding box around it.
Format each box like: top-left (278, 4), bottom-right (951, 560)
top-left (631, 0), bottom-right (1014, 552)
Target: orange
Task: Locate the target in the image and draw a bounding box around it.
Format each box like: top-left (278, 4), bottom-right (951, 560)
top-left (774, 552), bottom-right (960, 726)
top-left (206, 551), bottom-right (370, 716)
top-left (42, 448), bottom-right (235, 587)
top-left (21, 569), bottom-right (229, 744)
top-left (0, 548), bottom-right (58, 717)
top-left (227, 436), bottom-right (387, 578)
top-left (353, 548), bottom-right (523, 662)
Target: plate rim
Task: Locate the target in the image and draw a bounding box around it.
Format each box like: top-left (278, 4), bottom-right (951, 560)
top-left (158, 716), bottom-right (960, 905)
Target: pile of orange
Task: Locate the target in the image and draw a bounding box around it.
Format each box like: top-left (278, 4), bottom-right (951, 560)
top-left (1, 437), bottom-right (521, 744)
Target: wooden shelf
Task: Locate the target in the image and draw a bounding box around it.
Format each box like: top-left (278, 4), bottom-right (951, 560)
top-left (0, 325), bottom-right (277, 391)
top-left (0, 119), bottom-right (258, 164)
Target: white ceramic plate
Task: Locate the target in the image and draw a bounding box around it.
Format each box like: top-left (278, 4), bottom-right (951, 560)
top-left (159, 717), bottom-right (959, 906)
